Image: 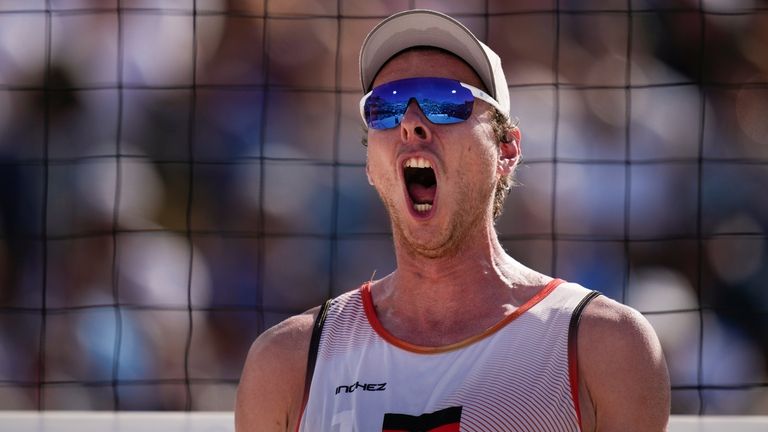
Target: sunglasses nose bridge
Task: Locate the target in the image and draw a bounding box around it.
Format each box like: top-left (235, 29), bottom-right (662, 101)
top-left (400, 99), bottom-right (431, 142)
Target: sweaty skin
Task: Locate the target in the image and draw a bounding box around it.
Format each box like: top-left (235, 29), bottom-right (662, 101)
top-left (235, 50), bottom-right (670, 432)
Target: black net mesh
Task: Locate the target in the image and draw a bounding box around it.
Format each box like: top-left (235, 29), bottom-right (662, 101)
top-left (0, 0), bottom-right (766, 414)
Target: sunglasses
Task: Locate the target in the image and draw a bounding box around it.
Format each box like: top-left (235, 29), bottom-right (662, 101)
top-left (359, 77), bottom-right (503, 130)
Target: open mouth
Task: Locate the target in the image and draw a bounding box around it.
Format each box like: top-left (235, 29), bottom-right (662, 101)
top-left (403, 157), bottom-right (437, 215)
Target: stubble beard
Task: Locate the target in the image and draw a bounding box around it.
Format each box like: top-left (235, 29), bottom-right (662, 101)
top-left (379, 181), bottom-right (489, 260)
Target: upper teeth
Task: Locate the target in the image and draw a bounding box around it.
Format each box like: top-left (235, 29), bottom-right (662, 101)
top-left (404, 157), bottom-right (432, 169)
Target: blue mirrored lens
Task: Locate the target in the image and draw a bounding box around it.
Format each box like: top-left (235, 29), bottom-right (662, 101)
top-left (364, 77), bottom-right (474, 130)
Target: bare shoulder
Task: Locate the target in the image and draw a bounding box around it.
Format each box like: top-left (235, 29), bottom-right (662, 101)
top-left (578, 295), bottom-right (671, 432)
top-left (580, 295), bottom-right (663, 354)
top-left (235, 306), bottom-right (320, 432)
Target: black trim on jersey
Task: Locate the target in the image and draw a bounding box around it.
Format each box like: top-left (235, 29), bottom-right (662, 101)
top-left (569, 291), bottom-right (602, 341)
top-left (567, 289), bottom-right (602, 429)
top-left (303, 298), bottom-right (332, 407)
top-left (568, 290), bottom-right (602, 362)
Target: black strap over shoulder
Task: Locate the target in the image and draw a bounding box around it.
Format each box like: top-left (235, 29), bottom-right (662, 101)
top-left (569, 290), bottom-right (602, 339)
top-left (567, 290), bottom-right (602, 366)
top-left (302, 298), bottom-right (332, 407)
top-left (567, 290), bottom-right (601, 429)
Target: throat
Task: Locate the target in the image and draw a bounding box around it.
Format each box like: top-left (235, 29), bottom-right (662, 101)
top-left (374, 284), bottom-right (509, 348)
top-left (403, 166), bottom-right (437, 207)
top-left (407, 182), bottom-right (436, 204)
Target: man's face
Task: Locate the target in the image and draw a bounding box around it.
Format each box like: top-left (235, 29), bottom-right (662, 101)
top-left (365, 49), bottom-right (503, 258)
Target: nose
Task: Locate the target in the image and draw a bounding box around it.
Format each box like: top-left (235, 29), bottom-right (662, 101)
top-left (399, 100), bottom-right (432, 143)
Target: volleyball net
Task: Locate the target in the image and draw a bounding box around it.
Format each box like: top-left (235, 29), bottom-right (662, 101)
top-left (0, 0), bottom-right (766, 422)
top-left (2, 412), bottom-right (768, 432)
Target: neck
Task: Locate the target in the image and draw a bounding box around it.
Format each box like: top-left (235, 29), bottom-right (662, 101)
top-left (393, 222), bottom-right (509, 294)
top-left (368, 220), bottom-right (551, 347)
top-left (375, 219), bottom-right (550, 329)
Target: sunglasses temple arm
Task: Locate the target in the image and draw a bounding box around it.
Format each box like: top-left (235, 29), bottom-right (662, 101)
top-left (461, 83), bottom-right (505, 115)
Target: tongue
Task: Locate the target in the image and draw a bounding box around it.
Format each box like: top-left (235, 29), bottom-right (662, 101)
top-left (408, 183), bottom-right (436, 204)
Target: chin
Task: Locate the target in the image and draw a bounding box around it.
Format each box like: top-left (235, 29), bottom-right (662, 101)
top-left (395, 215), bottom-right (470, 260)
top-left (384, 188), bottom-right (486, 258)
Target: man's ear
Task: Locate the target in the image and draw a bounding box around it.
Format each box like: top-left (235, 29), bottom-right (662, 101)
top-left (497, 127), bottom-right (522, 176)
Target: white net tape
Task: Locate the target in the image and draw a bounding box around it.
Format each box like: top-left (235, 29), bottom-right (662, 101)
top-left (2, 412), bottom-right (768, 432)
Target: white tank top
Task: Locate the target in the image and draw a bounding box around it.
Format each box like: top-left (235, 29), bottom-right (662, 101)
top-left (297, 279), bottom-right (599, 432)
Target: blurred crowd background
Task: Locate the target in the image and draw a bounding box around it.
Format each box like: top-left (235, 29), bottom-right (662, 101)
top-left (0, 0), bottom-right (766, 415)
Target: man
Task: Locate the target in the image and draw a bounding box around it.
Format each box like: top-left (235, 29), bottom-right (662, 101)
top-left (236, 9), bottom-right (670, 432)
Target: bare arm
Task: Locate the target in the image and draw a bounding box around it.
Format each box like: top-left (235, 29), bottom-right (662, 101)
top-left (578, 296), bottom-right (671, 432)
top-left (235, 308), bottom-right (318, 432)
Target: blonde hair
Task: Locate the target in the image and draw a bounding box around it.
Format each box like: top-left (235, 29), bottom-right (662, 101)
top-left (490, 108), bottom-right (521, 220)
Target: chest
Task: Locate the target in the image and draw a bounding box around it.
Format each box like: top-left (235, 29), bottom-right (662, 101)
top-left (301, 314), bottom-right (579, 432)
